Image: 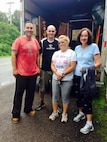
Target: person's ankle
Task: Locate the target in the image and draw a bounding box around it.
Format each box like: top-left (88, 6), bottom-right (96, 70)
top-left (53, 111), bottom-right (58, 114)
top-left (79, 112), bottom-right (84, 116)
top-left (87, 121), bottom-right (92, 126)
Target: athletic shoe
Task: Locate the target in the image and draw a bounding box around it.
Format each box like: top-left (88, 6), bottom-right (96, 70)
top-left (49, 112), bottom-right (59, 121)
top-left (35, 102), bottom-right (45, 111)
top-left (73, 113), bottom-right (85, 122)
top-left (57, 105), bottom-right (62, 113)
top-left (80, 123), bottom-right (94, 134)
top-left (61, 113), bottom-right (68, 122)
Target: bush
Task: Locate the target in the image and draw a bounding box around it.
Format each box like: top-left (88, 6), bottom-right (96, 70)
top-left (0, 43), bottom-right (11, 56)
top-left (0, 22), bottom-right (20, 56)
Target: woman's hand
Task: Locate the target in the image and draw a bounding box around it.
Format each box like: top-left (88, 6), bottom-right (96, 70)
top-left (80, 68), bottom-right (82, 72)
top-left (56, 71), bottom-right (63, 80)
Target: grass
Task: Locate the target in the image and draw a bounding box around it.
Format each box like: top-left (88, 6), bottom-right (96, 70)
top-left (93, 75), bottom-right (107, 142)
top-left (0, 56), bottom-right (11, 58)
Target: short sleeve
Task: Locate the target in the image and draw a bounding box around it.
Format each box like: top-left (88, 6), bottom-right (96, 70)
top-left (12, 37), bottom-right (20, 51)
top-left (70, 50), bottom-right (76, 62)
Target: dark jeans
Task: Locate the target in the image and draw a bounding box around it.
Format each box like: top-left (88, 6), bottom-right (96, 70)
top-left (12, 74), bottom-right (37, 118)
top-left (73, 75), bottom-right (93, 114)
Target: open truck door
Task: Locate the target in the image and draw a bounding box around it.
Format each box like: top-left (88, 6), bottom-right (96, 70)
top-left (20, 0), bottom-right (106, 87)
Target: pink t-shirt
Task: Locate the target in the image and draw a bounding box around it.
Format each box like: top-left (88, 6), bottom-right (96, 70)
top-left (12, 36), bottom-right (40, 76)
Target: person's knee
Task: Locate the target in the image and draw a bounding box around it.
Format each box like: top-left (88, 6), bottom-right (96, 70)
top-left (52, 96), bottom-right (59, 102)
top-left (62, 97), bottom-right (70, 104)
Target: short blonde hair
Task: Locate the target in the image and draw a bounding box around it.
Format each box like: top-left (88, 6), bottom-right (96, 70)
top-left (58, 35), bottom-right (70, 44)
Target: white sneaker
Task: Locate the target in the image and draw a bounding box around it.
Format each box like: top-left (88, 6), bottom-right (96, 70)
top-left (80, 123), bottom-right (94, 134)
top-left (61, 113), bottom-right (68, 123)
top-left (73, 113), bottom-right (85, 122)
top-left (49, 112), bottom-right (59, 121)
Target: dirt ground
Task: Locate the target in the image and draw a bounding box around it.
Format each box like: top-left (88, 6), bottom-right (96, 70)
top-left (0, 83), bottom-right (103, 142)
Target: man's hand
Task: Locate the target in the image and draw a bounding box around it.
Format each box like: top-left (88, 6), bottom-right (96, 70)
top-left (13, 69), bottom-right (18, 77)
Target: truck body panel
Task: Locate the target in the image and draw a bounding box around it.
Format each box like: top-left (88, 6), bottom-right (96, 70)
top-left (20, 0), bottom-right (107, 85)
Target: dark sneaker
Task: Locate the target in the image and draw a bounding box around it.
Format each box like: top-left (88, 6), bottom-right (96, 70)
top-left (35, 102), bottom-right (45, 111)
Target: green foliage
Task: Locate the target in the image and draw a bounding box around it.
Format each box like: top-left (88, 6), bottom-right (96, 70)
top-left (12, 10), bottom-right (20, 31)
top-left (0, 22), bottom-right (20, 56)
top-left (0, 44), bottom-right (11, 56)
top-left (0, 10), bottom-right (20, 33)
top-left (0, 12), bottom-right (8, 23)
top-left (93, 75), bottom-right (107, 142)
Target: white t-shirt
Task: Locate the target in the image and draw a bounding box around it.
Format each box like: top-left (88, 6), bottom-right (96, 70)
top-left (52, 48), bottom-right (76, 81)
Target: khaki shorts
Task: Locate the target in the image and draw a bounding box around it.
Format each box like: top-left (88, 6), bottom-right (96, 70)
top-left (39, 70), bottom-right (52, 93)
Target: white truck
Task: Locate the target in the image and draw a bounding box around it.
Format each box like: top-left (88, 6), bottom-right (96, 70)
top-left (20, 0), bottom-right (107, 97)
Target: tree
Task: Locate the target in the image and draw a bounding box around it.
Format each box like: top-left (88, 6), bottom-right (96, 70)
top-left (0, 22), bottom-right (20, 56)
top-left (0, 11), bottom-right (8, 23)
top-left (12, 10), bottom-right (20, 31)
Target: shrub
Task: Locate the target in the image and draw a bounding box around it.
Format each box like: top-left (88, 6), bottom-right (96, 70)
top-left (0, 43), bottom-right (11, 56)
top-left (0, 22), bottom-right (20, 56)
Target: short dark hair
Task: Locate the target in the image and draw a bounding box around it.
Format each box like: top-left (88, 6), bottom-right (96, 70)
top-left (77, 28), bottom-right (93, 45)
